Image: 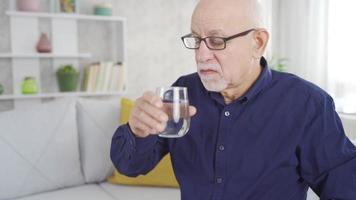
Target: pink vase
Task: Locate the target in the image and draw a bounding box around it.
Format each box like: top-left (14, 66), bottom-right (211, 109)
top-left (36, 33), bottom-right (51, 53)
top-left (17, 0), bottom-right (40, 12)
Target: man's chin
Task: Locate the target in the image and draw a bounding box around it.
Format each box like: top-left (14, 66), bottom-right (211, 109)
top-left (201, 79), bottom-right (227, 92)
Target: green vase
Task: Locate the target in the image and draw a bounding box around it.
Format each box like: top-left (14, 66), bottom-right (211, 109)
top-left (21, 77), bottom-right (39, 94)
top-left (56, 72), bottom-right (79, 92)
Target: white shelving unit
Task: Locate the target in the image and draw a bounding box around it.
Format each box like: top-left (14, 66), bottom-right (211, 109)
top-left (6, 11), bottom-right (126, 22)
top-left (0, 53), bottom-right (91, 58)
top-left (1, 2), bottom-right (127, 109)
top-left (0, 91), bottom-right (126, 100)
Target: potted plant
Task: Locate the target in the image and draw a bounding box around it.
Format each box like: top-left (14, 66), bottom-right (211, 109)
top-left (0, 83), bottom-right (4, 95)
top-left (56, 65), bottom-right (79, 92)
top-left (269, 56), bottom-right (288, 72)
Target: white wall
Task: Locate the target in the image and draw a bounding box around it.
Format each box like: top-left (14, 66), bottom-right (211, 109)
top-left (112, 0), bottom-right (197, 98)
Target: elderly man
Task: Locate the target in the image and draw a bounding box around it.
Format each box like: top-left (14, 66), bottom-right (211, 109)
top-left (111, 0), bottom-right (356, 199)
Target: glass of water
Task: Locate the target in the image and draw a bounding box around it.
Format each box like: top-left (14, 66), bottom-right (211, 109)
top-left (156, 87), bottom-right (190, 138)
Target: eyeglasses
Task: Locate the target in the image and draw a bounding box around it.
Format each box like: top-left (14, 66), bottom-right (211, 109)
top-left (181, 28), bottom-right (256, 50)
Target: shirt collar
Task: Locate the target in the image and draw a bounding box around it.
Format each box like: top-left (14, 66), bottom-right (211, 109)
top-left (243, 56), bottom-right (272, 102)
top-left (206, 56), bottom-right (272, 105)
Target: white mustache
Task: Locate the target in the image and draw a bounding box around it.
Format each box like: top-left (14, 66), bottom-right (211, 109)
top-left (197, 63), bottom-right (220, 72)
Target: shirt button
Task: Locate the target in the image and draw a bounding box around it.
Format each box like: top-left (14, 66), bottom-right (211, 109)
top-left (218, 145), bottom-right (225, 151)
top-left (224, 111), bottom-right (230, 117)
top-left (216, 177), bottom-right (223, 184)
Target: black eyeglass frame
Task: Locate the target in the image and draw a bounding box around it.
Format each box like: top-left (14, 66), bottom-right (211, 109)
top-left (181, 28), bottom-right (257, 50)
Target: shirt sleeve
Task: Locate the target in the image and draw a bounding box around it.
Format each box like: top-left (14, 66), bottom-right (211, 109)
top-left (110, 123), bottom-right (169, 177)
top-left (109, 76), bottom-right (185, 177)
top-left (298, 95), bottom-right (356, 199)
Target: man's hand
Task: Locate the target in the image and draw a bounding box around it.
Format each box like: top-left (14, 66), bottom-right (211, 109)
top-left (128, 91), bottom-right (197, 138)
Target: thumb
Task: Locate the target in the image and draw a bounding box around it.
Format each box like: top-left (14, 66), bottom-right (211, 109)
top-left (189, 106), bottom-right (197, 117)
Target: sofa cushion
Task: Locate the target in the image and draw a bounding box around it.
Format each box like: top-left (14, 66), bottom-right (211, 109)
top-left (76, 97), bottom-right (121, 183)
top-left (0, 98), bottom-right (85, 200)
top-left (15, 184), bottom-right (116, 200)
top-left (100, 182), bottom-right (180, 200)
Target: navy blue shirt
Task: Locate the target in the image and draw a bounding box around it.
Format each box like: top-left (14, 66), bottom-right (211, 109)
top-left (111, 57), bottom-right (356, 200)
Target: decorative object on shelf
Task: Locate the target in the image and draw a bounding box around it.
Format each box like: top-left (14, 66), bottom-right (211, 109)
top-left (0, 83), bottom-right (4, 95)
top-left (56, 65), bottom-right (79, 92)
top-left (59, 0), bottom-right (77, 13)
top-left (21, 77), bottom-right (39, 94)
top-left (36, 33), bottom-right (52, 53)
top-left (16, 0), bottom-right (40, 12)
top-left (94, 2), bottom-right (112, 16)
top-left (269, 56), bottom-right (289, 72)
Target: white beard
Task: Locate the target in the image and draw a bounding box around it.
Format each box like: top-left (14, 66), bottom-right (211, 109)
top-left (197, 63), bottom-right (228, 92)
top-left (200, 76), bottom-right (228, 92)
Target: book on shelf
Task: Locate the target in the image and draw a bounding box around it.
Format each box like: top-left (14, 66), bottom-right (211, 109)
top-left (82, 61), bottom-right (125, 93)
top-left (102, 62), bottom-right (113, 92)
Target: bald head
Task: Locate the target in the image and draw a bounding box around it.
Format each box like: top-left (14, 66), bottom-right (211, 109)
top-left (192, 0), bottom-right (265, 35)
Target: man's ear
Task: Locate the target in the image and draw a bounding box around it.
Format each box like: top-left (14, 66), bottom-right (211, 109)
top-left (252, 29), bottom-right (269, 58)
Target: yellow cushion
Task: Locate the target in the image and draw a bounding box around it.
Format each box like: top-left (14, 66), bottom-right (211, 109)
top-left (108, 154), bottom-right (179, 187)
top-left (108, 98), bottom-right (179, 188)
top-left (119, 98), bottom-right (135, 124)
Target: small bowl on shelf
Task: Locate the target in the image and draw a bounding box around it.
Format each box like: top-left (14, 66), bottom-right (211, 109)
top-left (94, 3), bottom-right (112, 16)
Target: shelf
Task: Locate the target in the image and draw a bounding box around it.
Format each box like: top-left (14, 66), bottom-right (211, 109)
top-left (0, 53), bottom-right (91, 59)
top-left (0, 91), bottom-right (126, 100)
top-left (6, 11), bottom-right (125, 22)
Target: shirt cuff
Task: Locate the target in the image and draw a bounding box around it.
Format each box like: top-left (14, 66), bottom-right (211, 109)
top-left (124, 123), bottom-right (159, 154)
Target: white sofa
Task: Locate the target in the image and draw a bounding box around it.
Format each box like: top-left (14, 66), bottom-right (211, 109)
top-left (0, 97), bottom-right (353, 200)
top-left (0, 97), bottom-right (179, 200)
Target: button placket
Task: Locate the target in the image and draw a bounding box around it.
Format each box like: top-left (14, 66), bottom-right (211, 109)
top-left (212, 107), bottom-right (231, 198)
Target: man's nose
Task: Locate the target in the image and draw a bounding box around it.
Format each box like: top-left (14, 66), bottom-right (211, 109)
top-left (195, 40), bottom-right (214, 62)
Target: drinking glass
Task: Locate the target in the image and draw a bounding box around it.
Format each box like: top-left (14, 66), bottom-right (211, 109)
top-left (156, 87), bottom-right (190, 138)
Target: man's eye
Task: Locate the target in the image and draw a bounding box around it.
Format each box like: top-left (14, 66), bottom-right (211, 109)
top-left (209, 38), bottom-right (224, 46)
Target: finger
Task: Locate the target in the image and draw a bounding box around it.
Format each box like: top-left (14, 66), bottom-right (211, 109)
top-left (135, 108), bottom-right (165, 133)
top-left (131, 115), bottom-right (155, 135)
top-left (128, 122), bottom-right (150, 138)
top-left (143, 91), bottom-right (163, 107)
top-left (189, 106), bottom-right (197, 117)
top-left (129, 105), bottom-right (157, 137)
top-left (137, 100), bottom-right (168, 122)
